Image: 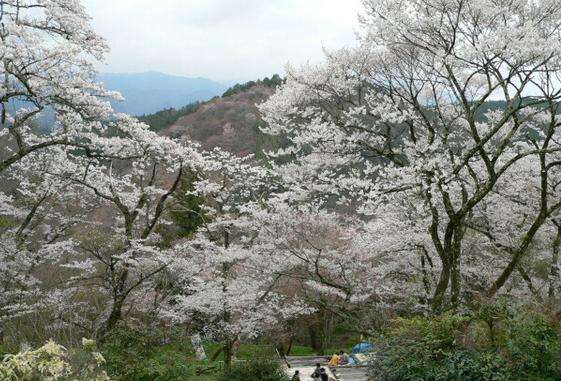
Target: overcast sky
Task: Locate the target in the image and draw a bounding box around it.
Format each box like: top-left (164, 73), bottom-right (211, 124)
top-left (82, 0), bottom-right (363, 82)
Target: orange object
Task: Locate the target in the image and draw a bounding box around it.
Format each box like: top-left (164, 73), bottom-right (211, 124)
top-left (328, 354), bottom-right (339, 367)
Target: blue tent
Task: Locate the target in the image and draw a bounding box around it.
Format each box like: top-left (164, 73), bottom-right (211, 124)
top-left (352, 342), bottom-right (373, 354)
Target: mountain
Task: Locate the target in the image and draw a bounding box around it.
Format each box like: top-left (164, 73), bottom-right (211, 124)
top-left (97, 72), bottom-right (228, 116)
top-left (162, 84), bottom-right (274, 157)
top-left (139, 75), bottom-right (285, 158)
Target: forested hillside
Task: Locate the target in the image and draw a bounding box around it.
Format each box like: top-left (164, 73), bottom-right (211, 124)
top-left (141, 76), bottom-right (286, 158)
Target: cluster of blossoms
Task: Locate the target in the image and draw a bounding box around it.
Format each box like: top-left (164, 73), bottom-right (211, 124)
top-left (259, 0), bottom-right (561, 311)
top-left (0, 338), bottom-right (109, 380)
top-left (0, 0), bottom-right (213, 339)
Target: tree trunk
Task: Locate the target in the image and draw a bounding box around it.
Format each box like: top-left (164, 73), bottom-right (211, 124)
top-left (321, 310), bottom-right (334, 353)
top-left (554, 309), bottom-right (561, 324)
top-left (432, 228), bottom-right (463, 312)
top-left (420, 248), bottom-right (434, 303)
top-left (549, 223), bottom-right (561, 299)
top-left (450, 256), bottom-right (461, 308)
top-left (489, 152), bottom-right (551, 297)
top-left (285, 336), bottom-right (294, 356)
top-left (429, 215), bottom-right (465, 312)
top-left (431, 259), bottom-right (450, 311)
top-left (308, 323), bottom-right (323, 354)
top-left (488, 213), bottom-right (546, 297)
top-left (450, 226), bottom-right (464, 309)
top-left (223, 341), bottom-right (233, 374)
top-left (97, 296), bottom-right (125, 340)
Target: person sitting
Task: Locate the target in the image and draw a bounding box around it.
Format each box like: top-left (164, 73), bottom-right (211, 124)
top-left (291, 370), bottom-right (301, 381)
top-left (319, 367), bottom-right (332, 381)
top-left (327, 352), bottom-right (340, 367)
top-left (337, 350), bottom-right (349, 365)
top-left (311, 363), bottom-right (322, 381)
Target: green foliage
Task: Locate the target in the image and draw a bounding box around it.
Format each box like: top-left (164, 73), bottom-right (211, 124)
top-left (169, 172), bottom-right (206, 239)
top-left (235, 343), bottom-right (276, 359)
top-left (251, 121), bottom-right (292, 164)
top-left (286, 345), bottom-right (316, 356)
top-left (100, 325), bottom-right (301, 380)
top-left (156, 171), bottom-right (206, 247)
top-left (139, 102), bottom-right (201, 132)
top-left (222, 74), bottom-right (284, 98)
top-left (0, 216), bottom-right (12, 230)
top-left (369, 306), bottom-right (561, 381)
top-left (101, 325), bottom-right (200, 381)
top-left (0, 340), bottom-right (70, 381)
top-left (218, 357), bottom-right (289, 381)
top-left (505, 311), bottom-right (561, 378)
top-left (70, 339), bottom-right (111, 381)
top-left (0, 345), bottom-right (7, 359)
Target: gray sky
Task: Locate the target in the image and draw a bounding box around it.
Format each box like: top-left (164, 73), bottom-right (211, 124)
top-left (83, 0), bottom-right (363, 82)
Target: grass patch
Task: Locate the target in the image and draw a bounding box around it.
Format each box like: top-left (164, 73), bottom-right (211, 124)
top-left (100, 325), bottom-right (359, 380)
top-left (287, 345), bottom-right (354, 356)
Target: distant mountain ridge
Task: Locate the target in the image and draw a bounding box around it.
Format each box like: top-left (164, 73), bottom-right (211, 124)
top-left (98, 72), bottom-right (228, 116)
top-left (140, 76), bottom-right (285, 158)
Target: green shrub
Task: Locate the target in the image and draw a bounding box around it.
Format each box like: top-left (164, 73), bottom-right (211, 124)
top-left (101, 325), bottom-right (198, 381)
top-left (506, 312), bottom-right (561, 379)
top-left (0, 345), bottom-right (7, 360)
top-left (369, 306), bottom-right (561, 381)
top-left (218, 357), bottom-right (289, 381)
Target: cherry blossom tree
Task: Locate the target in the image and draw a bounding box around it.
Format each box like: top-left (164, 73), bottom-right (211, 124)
top-left (162, 150), bottom-right (309, 370)
top-left (260, 0), bottom-right (561, 311)
top-left (0, 146), bottom-right (91, 346)
top-left (0, 0), bottom-right (129, 172)
top-left (0, 0), bottom-right (219, 341)
top-left (54, 136), bottom-right (209, 338)
top-left (250, 204), bottom-right (379, 331)
top-left (0, 0), bottom-right (115, 322)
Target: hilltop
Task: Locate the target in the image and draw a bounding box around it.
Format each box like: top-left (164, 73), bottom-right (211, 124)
top-left (140, 75), bottom-right (284, 157)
